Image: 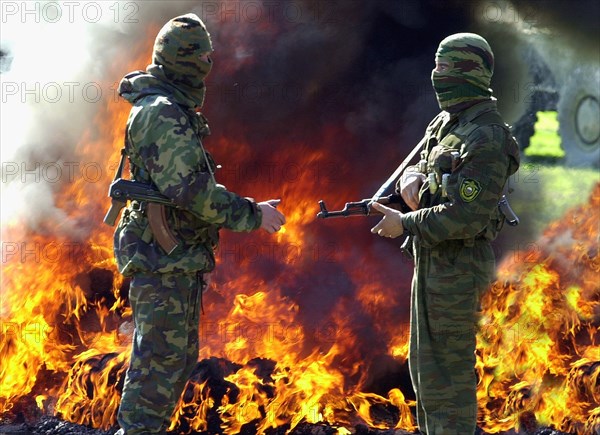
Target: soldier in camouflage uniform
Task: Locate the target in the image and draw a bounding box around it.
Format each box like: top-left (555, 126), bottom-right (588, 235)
top-left (371, 33), bottom-right (520, 434)
top-left (112, 14), bottom-right (286, 435)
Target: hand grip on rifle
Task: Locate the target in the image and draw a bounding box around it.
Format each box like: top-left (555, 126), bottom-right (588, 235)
top-left (104, 198), bottom-right (127, 226)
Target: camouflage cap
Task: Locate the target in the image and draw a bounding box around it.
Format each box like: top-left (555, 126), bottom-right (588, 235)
top-left (431, 33), bottom-right (494, 112)
top-left (150, 13), bottom-right (213, 106)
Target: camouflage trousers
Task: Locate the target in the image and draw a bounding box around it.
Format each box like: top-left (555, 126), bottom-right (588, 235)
top-left (409, 238), bottom-right (495, 435)
top-left (117, 271), bottom-right (204, 434)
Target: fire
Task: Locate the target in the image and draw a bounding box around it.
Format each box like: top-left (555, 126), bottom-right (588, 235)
top-left (1, 16), bottom-right (598, 435)
top-left (0, 34), bottom-right (149, 421)
top-left (476, 184), bottom-right (600, 434)
top-left (0, 229), bottom-right (124, 416)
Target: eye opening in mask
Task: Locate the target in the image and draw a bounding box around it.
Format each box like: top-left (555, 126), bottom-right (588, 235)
top-left (434, 58), bottom-right (452, 73)
top-left (198, 52), bottom-right (213, 63)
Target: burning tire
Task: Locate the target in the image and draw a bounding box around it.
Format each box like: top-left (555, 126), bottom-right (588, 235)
top-left (557, 66), bottom-right (600, 168)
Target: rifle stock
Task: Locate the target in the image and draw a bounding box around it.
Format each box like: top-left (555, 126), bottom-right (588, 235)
top-left (498, 194), bottom-right (519, 226)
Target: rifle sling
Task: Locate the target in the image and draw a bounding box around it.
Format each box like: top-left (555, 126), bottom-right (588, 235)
top-left (112, 148), bottom-right (127, 182)
top-left (372, 136), bottom-right (427, 200)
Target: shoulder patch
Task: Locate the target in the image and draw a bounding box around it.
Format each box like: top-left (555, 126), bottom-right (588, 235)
top-left (459, 178), bottom-right (482, 202)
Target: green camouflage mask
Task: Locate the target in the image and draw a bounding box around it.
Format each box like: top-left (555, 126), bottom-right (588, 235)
top-left (150, 13), bottom-right (214, 107)
top-left (431, 33), bottom-right (494, 112)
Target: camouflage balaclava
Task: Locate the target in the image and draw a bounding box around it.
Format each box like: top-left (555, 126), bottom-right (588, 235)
top-left (148, 13), bottom-right (213, 107)
top-left (431, 33), bottom-right (494, 113)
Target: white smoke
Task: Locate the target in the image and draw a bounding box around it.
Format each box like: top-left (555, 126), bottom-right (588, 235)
top-left (0, 1), bottom-right (135, 239)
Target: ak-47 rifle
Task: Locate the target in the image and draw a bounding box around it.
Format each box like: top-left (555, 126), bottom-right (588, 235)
top-left (316, 139), bottom-right (519, 257)
top-left (316, 134), bottom-right (519, 225)
top-left (104, 149), bottom-right (180, 255)
top-left (317, 138), bottom-right (425, 219)
top-left (104, 178), bottom-right (176, 225)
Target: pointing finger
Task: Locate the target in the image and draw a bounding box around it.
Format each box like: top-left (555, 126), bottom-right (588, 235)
top-left (370, 201), bottom-right (393, 214)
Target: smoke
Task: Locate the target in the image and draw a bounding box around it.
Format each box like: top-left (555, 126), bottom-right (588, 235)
top-left (2, 0), bottom-right (597, 226)
top-left (0, 2), bottom-right (133, 238)
top-left (0, 0), bottom-right (432, 246)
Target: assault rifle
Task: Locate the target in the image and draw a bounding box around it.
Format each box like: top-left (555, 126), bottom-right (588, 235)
top-left (317, 194), bottom-right (409, 218)
top-left (316, 139), bottom-right (519, 257)
top-left (317, 137), bottom-right (424, 219)
top-left (318, 190), bottom-right (519, 226)
top-left (104, 178), bottom-right (177, 225)
top-left (103, 150), bottom-right (180, 254)
top-left (317, 133), bottom-right (519, 225)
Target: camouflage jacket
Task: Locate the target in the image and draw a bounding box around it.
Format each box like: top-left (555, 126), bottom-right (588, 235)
top-left (113, 69), bottom-right (262, 276)
top-left (399, 99), bottom-right (520, 247)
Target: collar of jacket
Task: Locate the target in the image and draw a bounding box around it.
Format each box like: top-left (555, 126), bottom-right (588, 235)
top-left (146, 63), bottom-right (204, 109)
top-left (118, 68), bottom-right (198, 110)
top-left (455, 98), bottom-right (498, 126)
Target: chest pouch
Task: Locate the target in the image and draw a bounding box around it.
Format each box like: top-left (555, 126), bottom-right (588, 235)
top-left (427, 145), bottom-right (462, 194)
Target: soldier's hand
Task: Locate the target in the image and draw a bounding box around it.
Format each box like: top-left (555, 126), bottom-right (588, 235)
top-left (258, 199), bottom-right (286, 233)
top-left (400, 172), bottom-right (426, 211)
top-left (370, 202), bottom-right (404, 238)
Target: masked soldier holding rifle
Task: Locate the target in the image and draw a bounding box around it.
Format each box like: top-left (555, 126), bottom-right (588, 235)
top-left (105, 14), bottom-right (285, 435)
top-left (370, 33), bottom-right (520, 434)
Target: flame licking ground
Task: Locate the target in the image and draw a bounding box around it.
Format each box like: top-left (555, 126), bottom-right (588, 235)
top-left (0, 34), bottom-right (148, 421)
top-left (1, 21), bottom-right (599, 435)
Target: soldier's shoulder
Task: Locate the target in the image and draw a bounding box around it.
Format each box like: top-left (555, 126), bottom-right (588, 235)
top-left (127, 96), bottom-right (193, 146)
top-left (467, 120), bottom-right (510, 146)
top-left (426, 111), bottom-right (448, 133)
top-left (133, 94), bottom-right (189, 122)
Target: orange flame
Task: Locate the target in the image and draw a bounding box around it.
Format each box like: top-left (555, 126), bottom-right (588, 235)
top-left (476, 184), bottom-right (600, 434)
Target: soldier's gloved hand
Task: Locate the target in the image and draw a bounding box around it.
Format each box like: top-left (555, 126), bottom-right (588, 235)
top-left (399, 171), bottom-right (426, 211)
top-left (258, 199), bottom-right (286, 234)
top-left (370, 202), bottom-right (404, 238)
